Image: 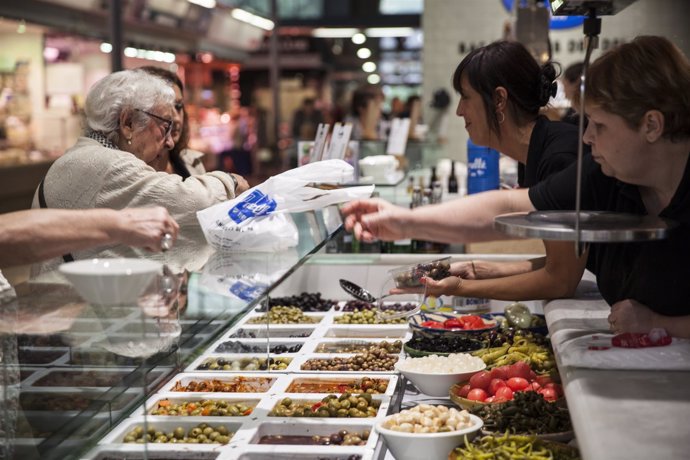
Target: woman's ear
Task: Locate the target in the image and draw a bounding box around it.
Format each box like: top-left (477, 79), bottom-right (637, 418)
top-left (494, 87), bottom-right (508, 111)
top-left (642, 110), bottom-right (664, 143)
top-left (119, 109), bottom-right (135, 140)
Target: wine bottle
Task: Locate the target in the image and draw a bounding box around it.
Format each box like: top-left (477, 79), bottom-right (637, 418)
top-left (448, 161), bottom-right (458, 194)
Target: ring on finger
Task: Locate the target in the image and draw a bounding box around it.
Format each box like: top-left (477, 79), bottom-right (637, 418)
top-left (161, 233), bottom-right (173, 252)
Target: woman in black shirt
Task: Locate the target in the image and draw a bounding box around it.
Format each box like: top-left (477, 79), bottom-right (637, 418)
top-left (419, 36), bottom-right (690, 338)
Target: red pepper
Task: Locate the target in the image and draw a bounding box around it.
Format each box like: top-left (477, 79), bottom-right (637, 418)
top-left (443, 318), bottom-right (464, 329)
top-left (311, 402), bottom-right (323, 412)
top-left (242, 408), bottom-right (253, 416)
top-left (612, 332), bottom-right (672, 348)
top-left (456, 315), bottom-right (485, 330)
top-left (421, 321), bottom-right (445, 329)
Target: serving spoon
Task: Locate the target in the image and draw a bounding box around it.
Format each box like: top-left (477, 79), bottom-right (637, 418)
top-left (338, 278), bottom-right (442, 320)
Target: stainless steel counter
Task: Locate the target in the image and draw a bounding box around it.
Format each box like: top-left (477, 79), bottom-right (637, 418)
top-left (543, 275), bottom-right (690, 460)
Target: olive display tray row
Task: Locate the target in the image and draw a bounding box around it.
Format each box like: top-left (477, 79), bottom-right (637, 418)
top-left (90, 299), bottom-right (411, 459)
top-left (157, 372), bottom-right (399, 398)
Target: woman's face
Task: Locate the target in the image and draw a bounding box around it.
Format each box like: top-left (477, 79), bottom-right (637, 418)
top-left (583, 104), bottom-right (646, 183)
top-left (456, 75), bottom-right (492, 146)
top-left (171, 84), bottom-right (184, 145)
top-left (129, 104), bottom-right (175, 168)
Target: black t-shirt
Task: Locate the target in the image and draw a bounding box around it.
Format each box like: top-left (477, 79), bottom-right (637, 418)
top-left (529, 154), bottom-right (690, 316)
top-left (517, 116), bottom-right (582, 188)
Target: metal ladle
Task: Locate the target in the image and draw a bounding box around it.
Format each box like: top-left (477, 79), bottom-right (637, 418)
top-left (338, 278), bottom-right (441, 321)
top-left (339, 279), bottom-right (384, 303)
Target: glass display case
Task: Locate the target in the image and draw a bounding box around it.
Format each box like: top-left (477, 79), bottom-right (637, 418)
top-left (0, 207), bottom-right (356, 460)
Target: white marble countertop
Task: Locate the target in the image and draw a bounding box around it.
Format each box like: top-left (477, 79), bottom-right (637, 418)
top-left (544, 274), bottom-right (690, 460)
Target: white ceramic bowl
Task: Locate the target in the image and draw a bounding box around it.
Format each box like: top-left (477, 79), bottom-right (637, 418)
top-left (376, 412), bottom-right (483, 460)
top-left (395, 358), bottom-right (486, 397)
top-left (59, 258), bottom-right (162, 306)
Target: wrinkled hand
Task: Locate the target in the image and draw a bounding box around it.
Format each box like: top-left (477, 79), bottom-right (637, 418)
top-left (420, 276), bottom-right (463, 297)
top-left (341, 198), bottom-right (409, 242)
top-left (450, 261), bottom-right (478, 280)
top-left (608, 299), bottom-right (657, 334)
top-left (232, 174), bottom-right (250, 195)
top-left (114, 207), bottom-right (179, 252)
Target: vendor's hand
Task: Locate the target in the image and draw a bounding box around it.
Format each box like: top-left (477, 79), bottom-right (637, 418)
top-left (231, 173), bottom-right (250, 195)
top-left (113, 207), bottom-right (179, 252)
top-left (450, 261), bottom-right (478, 280)
top-left (341, 198), bottom-right (409, 242)
top-left (608, 299), bottom-right (658, 334)
top-left (420, 275), bottom-right (463, 297)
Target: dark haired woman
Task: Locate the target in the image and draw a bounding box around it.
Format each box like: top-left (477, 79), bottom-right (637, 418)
top-left (454, 40), bottom-right (580, 188)
top-left (342, 40), bottom-right (583, 279)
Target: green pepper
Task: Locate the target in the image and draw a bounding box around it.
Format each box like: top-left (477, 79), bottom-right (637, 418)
top-left (504, 303), bottom-right (534, 329)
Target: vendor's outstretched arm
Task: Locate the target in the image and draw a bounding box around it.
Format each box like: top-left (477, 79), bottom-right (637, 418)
top-left (342, 188), bottom-right (533, 244)
top-left (424, 241), bottom-right (586, 301)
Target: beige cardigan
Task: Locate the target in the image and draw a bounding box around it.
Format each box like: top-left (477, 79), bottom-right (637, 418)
top-left (31, 137), bottom-right (236, 273)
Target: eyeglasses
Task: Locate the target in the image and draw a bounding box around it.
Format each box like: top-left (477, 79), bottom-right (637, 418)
top-left (135, 108), bottom-right (173, 139)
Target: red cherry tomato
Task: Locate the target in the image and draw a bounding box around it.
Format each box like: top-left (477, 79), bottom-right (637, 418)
top-left (494, 386), bottom-right (514, 401)
top-left (543, 382), bottom-right (563, 397)
top-left (484, 396), bottom-right (495, 403)
top-left (488, 378), bottom-right (507, 396)
top-left (456, 384), bottom-right (471, 398)
top-left (535, 374), bottom-right (554, 386)
top-left (528, 381), bottom-right (542, 392)
top-left (468, 371), bottom-right (492, 390)
top-left (507, 361), bottom-right (532, 380)
top-left (506, 377), bottom-right (530, 392)
top-left (540, 387), bottom-right (559, 402)
top-left (467, 388), bottom-right (488, 402)
top-left (489, 366), bottom-right (511, 381)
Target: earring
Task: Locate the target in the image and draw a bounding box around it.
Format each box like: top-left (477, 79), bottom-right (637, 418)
top-left (496, 111), bottom-right (505, 124)
top-left (127, 137), bottom-right (132, 145)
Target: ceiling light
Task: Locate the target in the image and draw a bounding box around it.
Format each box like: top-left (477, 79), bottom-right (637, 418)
top-left (357, 48), bottom-right (372, 59)
top-left (100, 42), bottom-right (113, 54)
top-left (313, 28), bottom-right (359, 38)
top-left (362, 61), bottom-right (377, 73)
top-left (187, 0), bottom-right (216, 8)
top-left (364, 27), bottom-right (415, 38)
top-left (367, 74), bottom-right (381, 84)
top-left (352, 33), bottom-right (366, 44)
top-left (231, 8), bottom-right (275, 31)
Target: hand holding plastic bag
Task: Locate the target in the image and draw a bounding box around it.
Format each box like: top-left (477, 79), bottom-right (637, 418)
top-left (197, 160), bottom-right (374, 251)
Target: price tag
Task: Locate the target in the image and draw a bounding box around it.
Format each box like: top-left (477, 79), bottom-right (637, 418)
top-left (386, 118), bottom-right (411, 155)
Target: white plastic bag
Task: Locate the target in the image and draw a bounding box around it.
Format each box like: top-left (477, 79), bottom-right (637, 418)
top-left (197, 160), bottom-right (374, 251)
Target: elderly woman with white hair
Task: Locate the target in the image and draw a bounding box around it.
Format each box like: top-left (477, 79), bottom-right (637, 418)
top-left (31, 69), bottom-right (246, 272)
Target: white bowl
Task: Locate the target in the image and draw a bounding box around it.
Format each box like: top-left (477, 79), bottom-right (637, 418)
top-left (376, 412), bottom-right (483, 460)
top-left (395, 358), bottom-right (486, 397)
top-left (59, 258), bottom-right (162, 306)
top-left (359, 155), bottom-right (398, 181)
